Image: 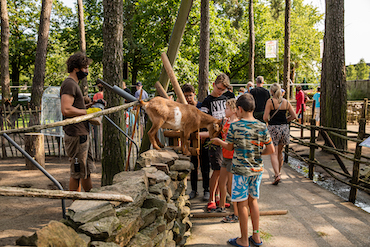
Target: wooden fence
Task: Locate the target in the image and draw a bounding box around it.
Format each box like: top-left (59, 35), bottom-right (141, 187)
top-left (0, 103), bottom-right (144, 166)
top-left (286, 98), bottom-right (369, 203)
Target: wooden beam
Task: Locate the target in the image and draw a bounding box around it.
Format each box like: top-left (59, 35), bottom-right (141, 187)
top-left (191, 210), bottom-right (288, 218)
top-left (0, 186), bottom-right (133, 202)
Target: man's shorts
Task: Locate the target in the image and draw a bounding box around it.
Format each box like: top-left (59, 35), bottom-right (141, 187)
top-left (231, 174), bottom-right (262, 202)
top-left (209, 145), bottom-right (222, 171)
top-left (65, 134), bottom-right (95, 180)
top-left (221, 158), bottom-right (232, 173)
top-left (314, 107), bottom-right (320, 122)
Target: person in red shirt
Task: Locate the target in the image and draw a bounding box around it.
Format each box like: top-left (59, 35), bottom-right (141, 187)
top-left (217, 98), bottom-right (239, 223)
top-left (295, 85), bottom-right (305, 123)
top-left (93, 83), bottom-right (104, 101)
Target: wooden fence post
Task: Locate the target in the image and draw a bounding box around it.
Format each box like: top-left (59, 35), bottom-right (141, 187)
top-left (300, 103), bottom-right (304, 138)
top-left (309, 118), bottom-right (316, 180)
top-left (349, 98), bottom-right (368, 203)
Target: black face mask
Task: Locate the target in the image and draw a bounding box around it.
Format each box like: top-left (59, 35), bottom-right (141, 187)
top-left (76, 70), bottom-right (88, 80)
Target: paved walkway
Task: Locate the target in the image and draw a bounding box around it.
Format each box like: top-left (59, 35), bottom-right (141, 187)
top-left (185, 124), bottom-right (370, 247)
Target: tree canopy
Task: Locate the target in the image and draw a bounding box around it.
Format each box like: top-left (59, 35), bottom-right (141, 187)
top-left (2, 0), bottom-right (325, 97)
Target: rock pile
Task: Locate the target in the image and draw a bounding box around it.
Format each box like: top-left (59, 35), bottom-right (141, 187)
top-left (16, 148), bottom-right (193, 247)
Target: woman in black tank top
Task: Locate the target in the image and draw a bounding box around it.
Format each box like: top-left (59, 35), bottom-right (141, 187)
top-left (263, 83), bottom-right (297, 185)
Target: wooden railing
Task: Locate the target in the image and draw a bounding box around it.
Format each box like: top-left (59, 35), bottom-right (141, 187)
top-left (287, 98), bottom-right (369, 203)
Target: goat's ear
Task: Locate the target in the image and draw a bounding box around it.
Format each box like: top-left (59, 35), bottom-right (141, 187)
top-left (213, 123), bottom-right (220, 132)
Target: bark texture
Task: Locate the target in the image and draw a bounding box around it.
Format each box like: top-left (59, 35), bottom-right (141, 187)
top-left (30, 0), bottom-right (53, 125)
top-left (0, 0), bottom-right (11, 102)
top-left (102, 0), bottom-right (125, 186)
top-left (321, 0), bottom-right (347, 149)
top-left (283, 0), bottom-right (291, 99)
top-left (198, 0), bottom-right (209, 102)
top-left (248, 0), bottom-right (255, 82)
top-left (78, 0), bottom-right (88, 96)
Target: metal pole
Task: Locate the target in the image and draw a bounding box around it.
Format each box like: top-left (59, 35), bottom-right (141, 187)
top-left (3, 133), bottom-right (66, 218)
top-left (104, 116), bottom-right (139, 170)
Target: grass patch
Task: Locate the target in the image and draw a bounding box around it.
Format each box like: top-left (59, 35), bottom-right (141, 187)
top-left (317, 231), bottom-right (328, 237)
top-left (260, 230), bottom-right (272, 242)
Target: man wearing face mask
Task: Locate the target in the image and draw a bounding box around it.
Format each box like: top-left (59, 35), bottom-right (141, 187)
top-left (60, 52), bottom-right (95, 192)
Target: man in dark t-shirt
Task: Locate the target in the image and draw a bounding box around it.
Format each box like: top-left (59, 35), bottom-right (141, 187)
top-left (250, 76), bottom-right (270, 122)
top-left (60, 52), bottom-right (95, 192)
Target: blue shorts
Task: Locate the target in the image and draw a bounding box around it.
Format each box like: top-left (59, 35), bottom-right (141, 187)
top-left (231, 174), bottom-right (262, 202)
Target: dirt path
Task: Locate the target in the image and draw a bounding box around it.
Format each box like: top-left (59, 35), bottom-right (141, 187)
top-left (0, 157), bottom-right (102, 246)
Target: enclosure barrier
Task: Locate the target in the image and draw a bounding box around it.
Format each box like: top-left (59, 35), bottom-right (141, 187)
top-left (286, 98), bottom-right (369, 203)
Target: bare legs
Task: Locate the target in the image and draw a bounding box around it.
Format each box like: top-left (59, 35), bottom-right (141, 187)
top-left (218, 167), bottom-right (228, 208)
top-left (235, 196), bottom-right (260, 246)
top-left (69, 177), bottom-right (92, 192)
top-left (270, 144), bottom-right (285, 184)
top-left (208, 170), bottom-right (220, 203)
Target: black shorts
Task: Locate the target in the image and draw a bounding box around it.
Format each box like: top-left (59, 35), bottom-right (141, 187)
top-left (208, 145), bottom-right (223, 171)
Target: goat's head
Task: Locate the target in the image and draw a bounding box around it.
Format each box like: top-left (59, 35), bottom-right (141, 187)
top-left (208, 118), bottom-right (225, 138)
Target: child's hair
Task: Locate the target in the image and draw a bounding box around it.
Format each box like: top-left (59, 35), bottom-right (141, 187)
top-left (226, 98), bottom-right (237, 111)
top-left (66, 52), bottom-right (92, 73)
top-left (182, 83), bottom-right (195, 93)
top-left (270, 83), bottom-right (283, 103)
top-left (236, 93), bottom-right (255, 112)
top-left (214, 73), bottom-right (230, 88)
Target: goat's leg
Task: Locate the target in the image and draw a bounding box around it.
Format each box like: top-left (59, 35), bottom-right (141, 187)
top-left (148, 120), bottom-right (164, 150)
top-left (154, 132), bottom-right (165, 148)
top-left (180, 130), bottom-right (192, 156)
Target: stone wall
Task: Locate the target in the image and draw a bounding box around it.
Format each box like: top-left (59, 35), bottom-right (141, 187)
top-left (16, 148), bottom-right (193, 247)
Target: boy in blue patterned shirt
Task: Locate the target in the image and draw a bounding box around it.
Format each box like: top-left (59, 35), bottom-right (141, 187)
top-left (211, 93), bottom-right (274, 247)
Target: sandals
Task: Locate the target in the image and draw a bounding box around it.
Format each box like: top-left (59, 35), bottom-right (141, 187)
top-left (272, 174), bottom-right (281, 185)
top-left (249, 236), bottom-right (263, 246)
top-left (228, 237), bottom-right (249, 247)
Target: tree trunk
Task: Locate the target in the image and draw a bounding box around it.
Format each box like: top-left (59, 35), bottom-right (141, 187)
top-left (11, 61), bottom-right (20, 102)
top-left (102, 0), bottom-right (125, 186)
top-left (30, 0), bottom-right (53, 125)
top-left (321, 0), bottom-right (347, 149)
top-left (283, 0), bottom-right (291, 100)
top-left (77, 0), bottom-right (88, 96)
top-left (198, 0), bottom-right (209, 102)
top-left (0, 0), bottom-right (11, 103)
top-left (248, 0), bottom-right (255, 82)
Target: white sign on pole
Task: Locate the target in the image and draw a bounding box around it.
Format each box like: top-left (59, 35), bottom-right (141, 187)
top-left (266, 40), bottom-right (278, 58)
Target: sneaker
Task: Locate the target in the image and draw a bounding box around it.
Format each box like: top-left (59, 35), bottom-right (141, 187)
top-left (188, 190), bottom-right (198, 200)
top-left (207, 202), bottom-right (217, 211)
top-left (203, 191), bottom-right (210, 201)
top-left (214, 207), bottom-right (226, 213)
top-left (221, 214), bottom-right (239, 223)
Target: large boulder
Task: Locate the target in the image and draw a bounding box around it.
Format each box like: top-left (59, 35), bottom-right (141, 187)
top-left (16, 221), bottom-right (87, 247)
top-left (108, 208), bottom-right (144, 246)
top-left (66, 201), bottom-right (116, 227)
top-left (79, 216), bottom-right (121, 240)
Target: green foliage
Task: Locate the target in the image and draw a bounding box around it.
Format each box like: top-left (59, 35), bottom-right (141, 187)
top-left (356, 58), bottom-right (370, 80)
top-left (347, 87), bottom-right (368, 100)
top-left (4, 0), bottom-right (324, 97)
top-left (346, 65), bottom-right (357, 81)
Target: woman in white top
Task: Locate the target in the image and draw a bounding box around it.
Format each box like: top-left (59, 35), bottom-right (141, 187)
top-left (263, 83), bottom-right (297, 185)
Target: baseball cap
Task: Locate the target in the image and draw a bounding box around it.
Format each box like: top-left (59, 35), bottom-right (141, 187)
top-left (136, 81), bottom-right (142, 86)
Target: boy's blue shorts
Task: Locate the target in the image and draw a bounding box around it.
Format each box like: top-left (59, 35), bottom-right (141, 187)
top-left (231, 174), bottom-right (262, 202)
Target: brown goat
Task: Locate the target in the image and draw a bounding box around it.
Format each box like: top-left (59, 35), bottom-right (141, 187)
top-left (140, 97), bottom-right (222, 155)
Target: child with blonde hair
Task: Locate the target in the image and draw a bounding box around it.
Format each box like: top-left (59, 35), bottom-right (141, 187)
top-left (215, 99), bottom-right (239, 223)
